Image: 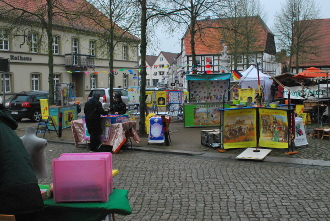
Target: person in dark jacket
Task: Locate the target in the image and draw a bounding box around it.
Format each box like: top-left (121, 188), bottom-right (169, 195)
top-left (0, 104), bottom-right (44, 220)
top-left (109, 93), bottom-right (127, 115)
top-left (84, 92), bottom-right (109, 152)
top-left (270, 81), bottom-right (277, 102)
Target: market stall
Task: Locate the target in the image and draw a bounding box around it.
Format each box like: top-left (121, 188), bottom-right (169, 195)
top-left (233, 65), bottom-right (273, 103)
top-left (71, 117), bottom-right (140, 153)
top-left (184, 73), bottom-right (231, 127)
top-left (218, 106), bottom-right (296, 151)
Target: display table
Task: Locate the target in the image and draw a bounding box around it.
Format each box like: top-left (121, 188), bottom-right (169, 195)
top-left (36, 189), bottom-right (132, 221)
top-left (71, 119), bottom-right (140, 153)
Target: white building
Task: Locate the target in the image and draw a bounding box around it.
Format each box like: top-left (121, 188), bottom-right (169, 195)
top-left (0, 0), bottom-right (139, 100)
top-left (145, 51), bottom-right (180, 88)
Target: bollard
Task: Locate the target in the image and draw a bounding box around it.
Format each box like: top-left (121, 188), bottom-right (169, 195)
top-left (58, 112), bottom-right (62, 138)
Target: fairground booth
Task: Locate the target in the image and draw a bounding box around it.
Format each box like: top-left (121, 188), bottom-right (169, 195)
top-left (184, 72), bottom-right (231, 127)
top-left (200, 66), bottom-right (316, 159)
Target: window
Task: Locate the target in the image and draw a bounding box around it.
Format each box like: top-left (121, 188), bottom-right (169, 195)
top-left (249, 55), bottom-right (256, 63)
top-left (123, 45), bottom-right (128, 60)
top-left (152, 79), bottom-right (158, 86)
top-left (160, 57), bottom-right (163, 61)
top-left (89, 40), bottom-right (96, 56)
top-left (153, 72), bottom-right (157, 76)
top-left (54, 74), bottom-right (60, 88)
top-left (123, 75), bottom-right (128, 88)
top-left (2, 73), bottom-right (11, 93)
top-left (205, 56), bottom-right (212, 65)
top-left (237, 55), bottom-right (243, 64)
top-left (72, 38), bottom-right (79, 65)
top-left (30, 33), bottom-right (38, 53)
top-left (31, 73), bottom-right (40, 91)
top-left (159, 71), bottom-right (164, 75)
top-left (146, 79), bottom-right (150, 86)
top-left (53, 36), bottom-right (59, 54)
top-left (91, 74), bottom-right (97, 89)
top-left (0, 29), bottom-right (9, 51)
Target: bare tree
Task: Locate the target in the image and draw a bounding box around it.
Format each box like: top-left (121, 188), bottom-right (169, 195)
top-left (136, 0), bottom-right (183, 135)
top-left (274, 0), bottom-right (321, 74)
top-left (220, 0), bottom-right (263, 70)
top-left (0, 0), bottom-right (58, 104)
top-left (167, 0), bottom-right (225, 73)
top-left (86, 0), bottom-right (139, 108)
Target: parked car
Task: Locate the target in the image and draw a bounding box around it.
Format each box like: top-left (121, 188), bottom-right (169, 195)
top-left (87, 88), bottom-right (128, 110)
top-left (8, 91), bottom-right (49, 122)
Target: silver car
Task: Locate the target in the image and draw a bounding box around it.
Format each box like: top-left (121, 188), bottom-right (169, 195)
top-left (87, 88), bottom-right (128, 110)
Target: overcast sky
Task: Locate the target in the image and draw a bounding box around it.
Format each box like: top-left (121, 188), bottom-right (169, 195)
top-left (149, 0), bottom-right (330, 55)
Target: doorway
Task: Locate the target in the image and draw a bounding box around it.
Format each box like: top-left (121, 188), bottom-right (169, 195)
top-left (72, 72), bottom-right (84, 97)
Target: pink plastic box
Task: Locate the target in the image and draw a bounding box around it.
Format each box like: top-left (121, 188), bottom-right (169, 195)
top-left (52, 152), bottom-right (112, 203)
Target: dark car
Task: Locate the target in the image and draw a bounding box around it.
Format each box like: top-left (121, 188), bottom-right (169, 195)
top-left (8, 91), bottom-right (49, 122)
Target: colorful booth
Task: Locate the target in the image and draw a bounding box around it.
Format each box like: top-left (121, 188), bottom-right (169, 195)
top-left (184, 73), bottom-right (231, 127)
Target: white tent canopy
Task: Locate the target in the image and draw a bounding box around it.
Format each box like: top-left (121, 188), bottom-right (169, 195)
top-left (235, 65), bottom-right (273, 102)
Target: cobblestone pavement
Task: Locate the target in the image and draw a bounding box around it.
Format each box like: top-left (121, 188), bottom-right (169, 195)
top-left (14, 118), bottom-right (330, 220)
top-left (37, 144), bottom-right (330, 221)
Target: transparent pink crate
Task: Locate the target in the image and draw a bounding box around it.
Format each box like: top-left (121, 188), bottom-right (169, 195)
top-left (52, 152), bottom-right (112, 203)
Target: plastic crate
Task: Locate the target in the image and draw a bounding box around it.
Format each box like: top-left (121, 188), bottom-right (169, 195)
top-left (52, 153), bottom-right (112, 202)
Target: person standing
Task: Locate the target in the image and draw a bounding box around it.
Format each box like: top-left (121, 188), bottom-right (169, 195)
top-left (0, 104), bottom-right (44, 220)
top-left (109, 93), bottom-right (127, 115)
top-left (270, 81), bottom-right (277, 102)
top-left (84, 92), bottom-right (109, 152)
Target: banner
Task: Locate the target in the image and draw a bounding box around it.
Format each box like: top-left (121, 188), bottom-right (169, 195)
top-left (259, 108), bottom-right (289, 148)
top-left (294, 117), bottom-right (308, 146)
top-left (40, 99), bottom-right (49, 120)
top-left (223, 108), bottom-right (257, 149)
top-left (284, 84), bottom-right (330, 99)
top-left (127, 86), bottom-right (140, 104)
top-left (184, 103), bottom-right (223, 127)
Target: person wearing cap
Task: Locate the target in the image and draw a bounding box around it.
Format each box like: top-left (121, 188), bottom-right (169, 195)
top-left (109, 93), bottom-right (127, 115)
top-left (84, 92), bottom-right (109, 152)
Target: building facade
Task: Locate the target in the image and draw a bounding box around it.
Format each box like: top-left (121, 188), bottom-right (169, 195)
top-left (145, 51), bottom-right (180, 88)
top-left (180, 16), bottom-right (278, 78)
top-left (0, 0), bottom-right (139, 100)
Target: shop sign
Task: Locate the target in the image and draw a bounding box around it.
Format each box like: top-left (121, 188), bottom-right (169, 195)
top-left (10, 55), bottom-right (32, 61)
top-left (284, 84), bottom-right (330, 99)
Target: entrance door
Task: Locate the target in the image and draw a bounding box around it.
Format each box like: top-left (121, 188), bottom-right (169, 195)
top-left (72, 72), bottom-right (84, 97)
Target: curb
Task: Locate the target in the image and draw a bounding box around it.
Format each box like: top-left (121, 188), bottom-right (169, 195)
top-left (46, 139), bottom-right (330, 167)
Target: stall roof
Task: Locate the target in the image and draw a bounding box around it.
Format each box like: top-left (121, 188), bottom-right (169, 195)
top-left (186, 73), bottom-right (231, 81)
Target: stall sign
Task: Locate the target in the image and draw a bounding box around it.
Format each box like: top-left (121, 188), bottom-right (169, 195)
top-left (40, 99), bottom-right (49, 120)
top-left (259, 108), bottom-right (289, 149)
top-left (184, 103), bottom-right (222, 127)
top-left (148, 117), bottom-right (164, 142)
top-left (156, 91), bottom-right (166, 107)
top-left (188, 80), bottom-right (228, 102)
top-left (146, 91), bottom-right (153, 106)
top-left (167, 91), bottom-right (182, 104)
top-left (127, 86), bottom-right (140, 104)
top-left (238, 88), bottom-right (255, 102)
top-left (295, 104), bottom-right (308, 125)
top-left (223, 108), bottom-right (257, 149)
top-left (284, 84), bottom-right (330, 99)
